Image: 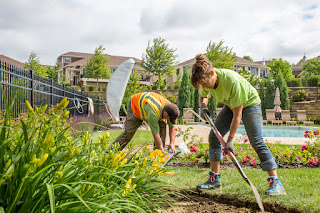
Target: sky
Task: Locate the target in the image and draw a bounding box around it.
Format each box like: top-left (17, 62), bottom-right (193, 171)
top-left (1, 0), bottom-right (320, 66)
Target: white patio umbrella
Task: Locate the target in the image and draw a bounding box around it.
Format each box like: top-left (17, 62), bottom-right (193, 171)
top-left (274, 87), bottom-right (281, 118)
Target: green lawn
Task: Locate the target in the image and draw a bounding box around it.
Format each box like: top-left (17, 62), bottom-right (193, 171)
top-left (161, 167), bottom-right (320, 212)
top-left (92, 130), bottom-right (154, 146)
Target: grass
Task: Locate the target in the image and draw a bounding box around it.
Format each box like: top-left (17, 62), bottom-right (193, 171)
top-left (161, 166), bottom-right (320, 212)
top-left (91, 130), bottom-right (154, 146)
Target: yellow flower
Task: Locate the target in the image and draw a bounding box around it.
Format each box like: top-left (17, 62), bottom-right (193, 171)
top-left (114, 154), bottom-right (120, 162)
top-left (81, 184), bottom-right (87, 193)
top-left (37, 154), bottom-right (48, 167)
top-left (120, 158), bottom-right (127, 167)
top-left (125, 178), bottom-right (132, 189)
top-left (57, 97), bottom-right (68, 110)
top-left (150, 150), bottom-right (162, 158)
top-left (25, 100), bottom-right (34, 113)
top-left (143, 157), bottom-right (147, 164)
top-left (49, 146), bottom-right (56, 153)
top-left (57, 165), bottom-right (63, 171)
top-left (31, 154), bottom-right (38, 164)
top-left (4, 159), bottom-right (11, 171)
top-left (56, 171), bottom-right (63, 178)
top-left (105, 132), bottom-right (110, 138)
top-left (163, 172), bottom-right (175, 175)
top-left (63, 110), bottom-right (70, 119)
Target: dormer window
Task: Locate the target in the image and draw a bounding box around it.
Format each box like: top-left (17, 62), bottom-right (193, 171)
top-left (64, 57), bottom-right (71, 63)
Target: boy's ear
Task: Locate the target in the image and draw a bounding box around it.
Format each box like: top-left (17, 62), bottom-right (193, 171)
top-left (209, 70), bottom-right (215, 75)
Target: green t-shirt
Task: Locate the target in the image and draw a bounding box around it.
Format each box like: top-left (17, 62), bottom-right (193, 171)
top-left (143, 103), bottom-right (173, 133)
top-left (199, 69), bottom-right (260, 109)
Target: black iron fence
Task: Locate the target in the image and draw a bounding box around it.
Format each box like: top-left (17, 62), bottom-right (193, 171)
top-left (0, 60), bottom-right (101, 118)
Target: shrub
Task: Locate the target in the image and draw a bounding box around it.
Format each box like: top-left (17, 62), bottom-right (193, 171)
top-left (102, 87), bottom-right (107, 91)
top-left (287, 78), bottom-right (302, 87)
top-left (89, 86), bottom-right (94, 91)
top-left (178, 69), bottom-right (194, 117)
top-left (166, 94), bottom-right (176, 104)
top-left (146, 85), bottom-right (152, 90)
top-left (174, 85), bottom-right (179, 89)
top-left (291, 89), bottom-right (308, 102)
top-left (75, 86), bottom-right (80, 91)
top-left (98, 87), bottom-right (102, 91)
top-left (152, 85), bottom-right (158, 90)
top-left (167, 85), bottom-right (172, 90)
top-left (0, 98), bottom-right (176, 212)
top-left (81, 86), bottom-right (87, 91)
top-left (306, 74), bottom-right (320, 87)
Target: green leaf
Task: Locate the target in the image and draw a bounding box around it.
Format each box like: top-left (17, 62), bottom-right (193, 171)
top-left (46, 183), bottom-right (55, 213)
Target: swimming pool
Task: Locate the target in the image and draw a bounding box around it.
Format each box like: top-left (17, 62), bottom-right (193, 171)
top-left (236, 125), bottom-right (318, 138)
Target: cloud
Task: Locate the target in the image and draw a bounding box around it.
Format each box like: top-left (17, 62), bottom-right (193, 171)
top-left (0, 0), bottom-right (320, 65)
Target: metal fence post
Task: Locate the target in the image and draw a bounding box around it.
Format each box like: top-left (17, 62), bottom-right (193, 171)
top-left (0, 65), bottom-right (2, 111)
top-left (50, 78), bottom-right (53, 106)
top-left (63, 84), bottom-right (65, 97)
top-left (30, 70), bottom-right (34, 108)
top-left (97, 96), bottom-right (100, 115)
top-left (73, 88), bottom-right (76, 116)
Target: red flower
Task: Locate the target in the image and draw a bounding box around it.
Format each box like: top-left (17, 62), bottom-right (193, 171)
top-left (242, 157), bottom-right (248, 163)
top-left (244, 138), bottom-right (248, 143)
top-left (247, 155), bottom-right (253, 159)
top-left (190, 146), bottom-right (197, 152)
top-left (302, 144), bottom-right (309, 151)
top-left (251, 158), bottom-right (257, 166)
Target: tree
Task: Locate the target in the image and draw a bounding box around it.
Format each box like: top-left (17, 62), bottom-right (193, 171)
top-left (243, 56), bottom-right (253, 61)
top-left (45, 66), bottom-right (58, 82)
top-left (207, 93), bottom-right (217, 117)
top-left (141, 37), bottom-right (178, 89)
top-left (83, 45), bottom-right (111, 87)
top-left (259, 79), bottom-right (266, 118)
top-left (24, 52), bottom-right (48, 78)
top-left (267, 58), bottom-right (294, 82)
top-left (178, 69), bottom-right (194, 117)
top-left (174, 73), bottom-right (182, 89)
top-left (301, 57), bottom-right (320, 86)
top-left (264, 78), bottom-right (275, 109)
top-left (274, 72), bottom-right (290, 110)
top-left (205, 40), bottom-right (236, 69)
top-left (193, 89), bottom-right (199, 119)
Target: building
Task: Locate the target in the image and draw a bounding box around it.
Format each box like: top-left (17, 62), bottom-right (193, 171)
top-left (167, 55), bottom-right (270, 87)
top-left (292, 56), bottom-right (307, 78)
top-left (0, 54), bottom-right (25, 69)
top-left (57, 52), bottom-right (151, 88)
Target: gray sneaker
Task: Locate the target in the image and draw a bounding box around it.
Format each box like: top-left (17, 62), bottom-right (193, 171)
top-left (196, 171), bottom-right (222, 191)
top-left (265, 177), bottom-right (287, 195)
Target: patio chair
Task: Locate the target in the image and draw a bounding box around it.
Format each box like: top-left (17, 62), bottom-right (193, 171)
top-left (104, 102), bottom-right (126, 127)
top-left (281, 110), bottom-right (297, 126)
top-left (265, 109), bottom-right (282, 125)
top-left (297, 110), bottom-right (314, 126)
top-left (182, 108), bottom-right (194, 124)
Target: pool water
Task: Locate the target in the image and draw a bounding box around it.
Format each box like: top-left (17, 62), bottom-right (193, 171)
top-left (236, 125), bottom-right (318, 138)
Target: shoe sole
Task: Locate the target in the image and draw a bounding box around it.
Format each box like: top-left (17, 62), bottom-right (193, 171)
top-left (265, 191), bottom-right (287, 196)
top-left (196, 185), bottom-right (222, 192)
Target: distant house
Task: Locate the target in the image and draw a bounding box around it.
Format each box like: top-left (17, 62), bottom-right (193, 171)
top-left (0, 54), bottom-right (25, 69)
top-left (292, 56), bottom-right (307, 78)
top-left (57, 52), bottom-right (151, 88)
top-left (167, 55), bottom-right (270, 87)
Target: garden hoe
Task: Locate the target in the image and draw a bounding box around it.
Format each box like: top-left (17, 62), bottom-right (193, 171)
top-left (202, 111), bottom-right (265, 212)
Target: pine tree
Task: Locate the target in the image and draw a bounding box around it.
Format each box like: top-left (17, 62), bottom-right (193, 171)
top-left (259, 79), bottom-right (266, 118)
top-left (178, 70), bottom-right (194, 117)
top-left (207, 94), bottom-right (217, 117)
top-left (193, 89), bottom-right (199, 120)
top-left (265, 78), bottom-right (275, 109)
top-left (275, 72), bottom-right (290, 110)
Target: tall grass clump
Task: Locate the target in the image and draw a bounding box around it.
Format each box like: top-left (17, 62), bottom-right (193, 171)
top-left (0, 97), bottom-right (176, 212)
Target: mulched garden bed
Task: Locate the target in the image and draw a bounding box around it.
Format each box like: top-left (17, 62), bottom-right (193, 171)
top-left (158, 190), bottom-right (308, 213)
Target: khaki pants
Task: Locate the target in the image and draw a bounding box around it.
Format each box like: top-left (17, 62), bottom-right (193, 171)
top-left (112, 102), bottom-right (166, 151)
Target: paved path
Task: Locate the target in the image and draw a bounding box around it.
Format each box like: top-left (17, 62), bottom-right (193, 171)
top-left (165, 125), bottom-right (312, 146)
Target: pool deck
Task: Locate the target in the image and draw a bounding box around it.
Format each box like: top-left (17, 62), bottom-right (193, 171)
top-left (166, 125), bottom-right (312, 146)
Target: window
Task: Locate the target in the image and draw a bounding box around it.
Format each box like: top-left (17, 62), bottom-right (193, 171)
top-left (260, 69), bottom-right (267, 78)
top-left (110, 68), bottom-right (116, 73)
top-left (176, 68), bottom-right (180, 75)
top-left (235, 65), bottom-right (245, 72)
top-left (249, 67), bottom-right (258, 76)
top-left (64, 57), bottom-right (71, 63)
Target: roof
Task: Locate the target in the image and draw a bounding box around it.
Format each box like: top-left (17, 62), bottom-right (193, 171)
top-left (177, 55), bottom-right (269, 68)
top-left (292, 56), bottom-right (307, 76)
top-left (60, 52), bottom-right (144, 70)
top-left (0, 54), bottom-right (25, 69)
top-left (235, 56), bottom-right (269, 68)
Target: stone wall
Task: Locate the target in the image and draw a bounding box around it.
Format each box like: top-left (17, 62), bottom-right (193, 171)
top-left (288, 87), bottom-right (320, 100)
